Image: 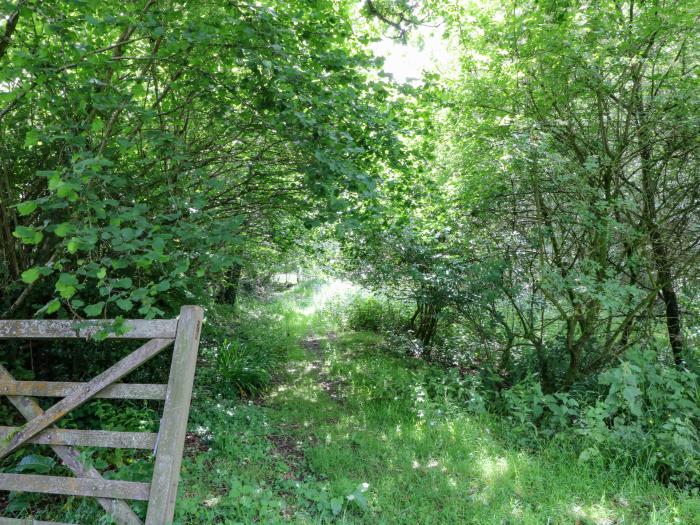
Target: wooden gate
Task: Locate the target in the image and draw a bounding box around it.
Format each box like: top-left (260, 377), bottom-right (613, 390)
top-left (0, 305), bottom-right (204, 525)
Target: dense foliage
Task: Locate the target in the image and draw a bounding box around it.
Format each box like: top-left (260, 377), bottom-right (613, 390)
top-left (0, 0), bottom-right (400, 321)
top-left (338, 0), bottom-right (700, 489)
top-left (2, 0), bottom-right (700, 521)
top-left (344, 0), bottom-right (700, 387)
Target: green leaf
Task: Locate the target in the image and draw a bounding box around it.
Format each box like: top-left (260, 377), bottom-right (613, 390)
top-left (13, 226), bottom-right (43, 245)
top-left (347, 484), bottom-right (369, 510)
top-left (153, 236), bottom-right (165, 252)
top-left (91, 118), bottom-right (104, 132)
top-left (58, 273), bottom-right (78, 286)
top-left (330, 497), bottom-right (343, 516)
top-left (132, 83), bottom-right (146, 98)
top-left (56, 273), bottom-right (79, 299)
top-left (116, 299), bottom-right (133, 312)
top-left (56, 285), bottom-right (76, 299)
top-left (67, 238), bottom-right (80, 253)
top-left (46, 299), bottom-right (61, 314)
top-left (20, 267), bottom-right (41, 284)
top-left (96, 267), bottom-right (107, 279)
top-left (623, 386), bottom-right (642, 417)
top-left (130, 287), bottom-right (147, 300)
top-left (54, 222), bottom-right (73, 237)
top-left (24, 129), bottom-right (40, 147)
top-left (16, 454), bottom-right (55, 474)
top-left (84, 302), bottom-right (105, 317)
top-left (114, 277), bottom-right (133, 289)
top-left (47, 173), bottom-right (63, 190)
top-left (578, 447), bottom-right (600, 464)
top-left (111, 259), bottom-right (129, 270)
top-left (16, 201), bottom-right (38, 216)
top-left (56, 182), bottom-right (80, 200)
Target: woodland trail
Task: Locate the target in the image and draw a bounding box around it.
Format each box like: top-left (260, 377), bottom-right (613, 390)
top-left (175, 283), bottom-right (700, 525)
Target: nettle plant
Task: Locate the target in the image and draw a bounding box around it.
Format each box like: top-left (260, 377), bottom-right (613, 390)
top-left (579, 350), bottom-right (700, 486)
top-left (495, 349), bottom-right (700, 487)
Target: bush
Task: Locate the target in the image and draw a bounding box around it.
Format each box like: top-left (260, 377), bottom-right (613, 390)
top-left (488, 350), bottom-right (700, 488)
top-left (202, 295), bottom-right (297, 398)
top-left (578, 350), bottom-right (700, 487)
top-left (340, 289), bottom-right (700, 488)
top-left (347, 296), bottom-right (384, 331)
top-left (490, 378), bottom-right (579, 447)
top-left (346, 295), bottom-right (406, 333)
top-left (392, 340), bottom-right (700, 488)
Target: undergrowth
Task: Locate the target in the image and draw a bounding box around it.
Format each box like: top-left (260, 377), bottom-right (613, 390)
top-left (2, 280), bottom-right (699, 524)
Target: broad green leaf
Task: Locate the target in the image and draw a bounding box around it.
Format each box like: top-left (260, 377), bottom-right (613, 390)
top-left (13, 226), bottom-right (43, 245)
top-left (116, 299), bottom-right (133, 311)
top-left (16, 201), bottom-right (38, 216)
top-left (56, 284), bottom-right (76, 299)
top-left (54, 222), bottom-right (74, 237)
top-left (84, 302), bottom-right (105, 317)
top-left (16, 454), bottom-right (55, 474)
top-left (57, 273), bottom-right (79, 286)
top-left (114, 277), bottom-right (133, 289)
top-left (23, 129), bottom-right (40, 147)
top-left (330, 498), bottom-right (343, 516)
top-left (67, 238), bottom-right (80, 253)
top-left (46, 299), bottom-right (61, 314)
top-left (623, 386), bottom-right (643, 417)
top-left (20, 267), bottom-right (41, 284)
top-left (56, 273), bottom-right (79, 299)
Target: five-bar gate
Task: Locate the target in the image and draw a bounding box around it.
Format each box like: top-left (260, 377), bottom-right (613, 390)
top-left (0, 305), bottom-right (204, 525)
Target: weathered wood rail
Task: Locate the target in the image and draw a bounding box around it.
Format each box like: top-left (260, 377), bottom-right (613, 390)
top-left (0, 305), bottom-right (204, 525)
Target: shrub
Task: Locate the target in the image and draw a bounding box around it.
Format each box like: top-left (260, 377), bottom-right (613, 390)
top-left (578, 350), bottom-right (700, 487)
top-left (201, 288), bottom-right (302, 398)
top-left (346, 295), bottom-right (406, 333)
top-left (491, 350), bottom-right (700, 487)
top-left (347, 296), bottom-right (384, 331)
top-left (497, 378), bottom-right (580, 445)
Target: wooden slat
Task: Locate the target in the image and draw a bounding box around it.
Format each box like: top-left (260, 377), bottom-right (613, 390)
top-left (0, 474), bottom-right (150, 500)
top-left (0, 381), bottom-right (167, 400)
top-left (0, 365), bottom-right (142, 525)
top-left (0, 319), bottom-right (177, 340)
top-left (0, 338), bottom-right (173, 459)
top-left (146, 306), bottom-right (203, 525)
top-left (0, 518), bottom-right (76, 525)
top-left (0, 427), bottom-right (157, 449)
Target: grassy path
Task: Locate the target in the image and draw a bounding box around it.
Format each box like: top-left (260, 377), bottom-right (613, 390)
top-left (176, 283), bottom-right (700, 524)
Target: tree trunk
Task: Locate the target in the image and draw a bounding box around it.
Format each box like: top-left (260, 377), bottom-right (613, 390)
top-left (658, 261), bottom-right (683, 365)
top-left (415, 303), bottom-right (439, 349)
top-left (218, 263), bottom-right (242, 307)
top-left (637, 94), bottom-right (684, 365)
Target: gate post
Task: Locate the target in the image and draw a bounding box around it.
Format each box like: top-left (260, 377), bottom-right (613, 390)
top-left (145, 305), bottom-right (204, 525)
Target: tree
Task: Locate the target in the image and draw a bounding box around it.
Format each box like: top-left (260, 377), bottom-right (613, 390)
top-left (0, 0), bottom-right (403, 320)
top-left (435, 0), bottom-right (700, 386)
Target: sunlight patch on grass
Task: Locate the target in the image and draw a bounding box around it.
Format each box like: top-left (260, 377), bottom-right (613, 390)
top-left (569, 502), bottom-right (619, 525)
top-left (478, 455), bottom-right (510, 481)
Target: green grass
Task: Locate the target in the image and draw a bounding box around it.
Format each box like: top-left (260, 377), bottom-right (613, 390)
top-left (174, 281), bottom-right (700, 524)
top-left (4, 280), bottom-right (697, 523)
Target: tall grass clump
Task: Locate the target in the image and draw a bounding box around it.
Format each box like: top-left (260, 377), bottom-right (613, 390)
top-left (215, 338), bottom-right (277, 397)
